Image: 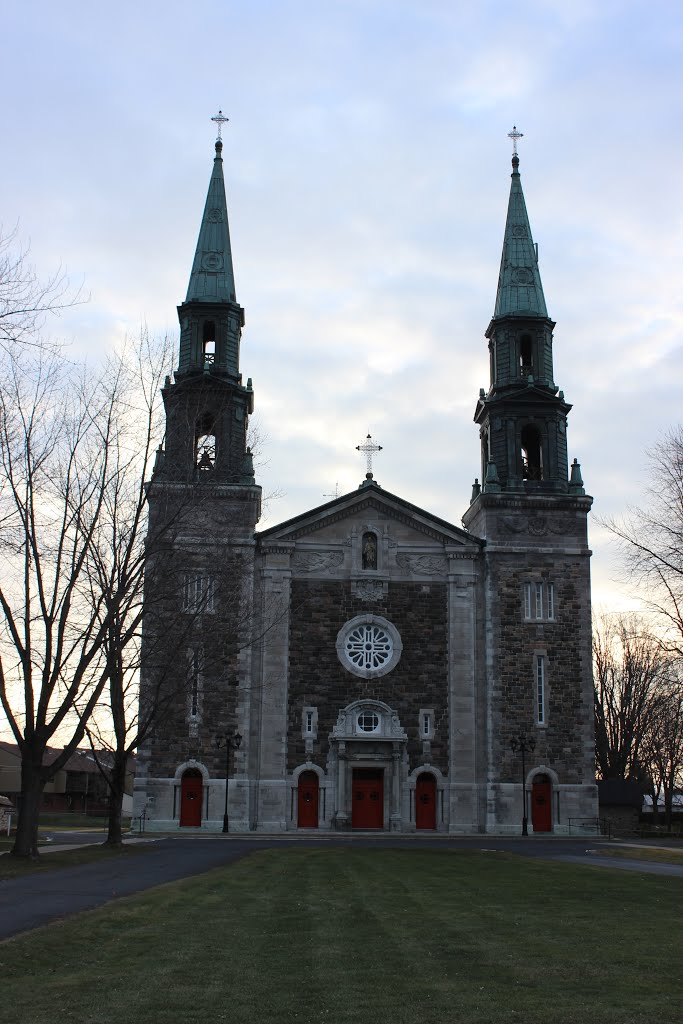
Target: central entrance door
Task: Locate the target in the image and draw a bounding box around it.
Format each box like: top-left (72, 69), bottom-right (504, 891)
top-left (352, 768), bottom-right (384, 829)
top-left (297, 771), bottom-right (319, 828)
top-left (415, 772), bottom-right (437, 830)
top-left (531, 774), bottom-right (552, 832)
top-left (179, 769), bottom-right (203, 827)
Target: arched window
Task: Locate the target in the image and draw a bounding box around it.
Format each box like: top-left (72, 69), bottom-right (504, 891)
top-left (521, 425), bottom-right (543, 480)
top-left (202, 321), bottom-right (216, 368)
top-left (361, 531), bottom-right (378, 570)
top-left (519, 334), bottom-right (533, 378)
top-left (195, 416), bottom-right (216, 473)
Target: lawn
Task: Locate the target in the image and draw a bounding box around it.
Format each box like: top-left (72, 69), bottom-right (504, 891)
top-left (0, 848), bottom-right (681, 1024)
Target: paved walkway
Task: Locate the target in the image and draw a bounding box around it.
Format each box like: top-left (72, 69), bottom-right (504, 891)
top-left (1, 835), bottom-right (681, 941)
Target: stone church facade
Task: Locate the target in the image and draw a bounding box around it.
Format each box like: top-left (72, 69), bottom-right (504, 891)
top-left (133, 136), bottom-right (597, 834)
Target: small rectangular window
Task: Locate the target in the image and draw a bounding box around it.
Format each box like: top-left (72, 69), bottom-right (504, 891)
top-left (183, 573), bottom-right (215, 613)
top-left (419, 709), bottom-right (434, 740)
top-left (302, 706), bottom-right (317, 740)
top-left (536, 655), bottom-right (546, 725)
top-left (524, 581), bottom-right (555, 622)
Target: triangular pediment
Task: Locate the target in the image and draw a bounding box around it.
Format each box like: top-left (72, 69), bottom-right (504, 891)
top-left (258, 482), bottom-right (480, 551)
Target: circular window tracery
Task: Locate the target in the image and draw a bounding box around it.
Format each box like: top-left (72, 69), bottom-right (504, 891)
top-left (345, 623), bottom-right (392, 671)
top-left (357, 711), bottom-right (380, 732)
top-left (336, 614), bottom-right (402, 679)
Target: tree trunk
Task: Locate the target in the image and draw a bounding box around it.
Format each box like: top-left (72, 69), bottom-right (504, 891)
top-left (103, 753), bottom-right (128, 847)
top-left (11, 761), bottom-right (45, 858)
top-left (664, 788), bottom-right (674, 832)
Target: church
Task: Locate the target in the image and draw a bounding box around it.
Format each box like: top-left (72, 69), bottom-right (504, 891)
top-left (133, 128), bottom-right (597, 834)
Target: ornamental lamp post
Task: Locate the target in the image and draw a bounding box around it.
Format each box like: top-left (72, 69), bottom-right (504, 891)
top-left (215, 731), bottom-right (242, 833)
top-left (510, 734), bottom-right (535, 836)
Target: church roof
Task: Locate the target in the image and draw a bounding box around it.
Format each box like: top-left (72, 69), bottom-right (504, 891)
top-left (185, 140), bottom-right (237, 304)
top-left (493, 153), bottom-right (548, 320)
top-left (259, 480), bottom-right (482, 547)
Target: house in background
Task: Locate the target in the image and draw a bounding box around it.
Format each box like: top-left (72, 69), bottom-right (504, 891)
top-left (0, 741), bottom-right (135, 816)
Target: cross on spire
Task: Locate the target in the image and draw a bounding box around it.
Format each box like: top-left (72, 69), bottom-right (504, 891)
top-left (211, 109), bottom-right (229, 140)
top-left (356, 433), bottom-right (383, 481)
top-left (507, 125), bottom-right (524, 157)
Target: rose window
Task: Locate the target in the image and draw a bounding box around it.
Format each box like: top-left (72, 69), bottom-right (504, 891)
top-left (336, 614), bottom-right (402, 679)
top-left (345, 624), bottom-right (392, 671)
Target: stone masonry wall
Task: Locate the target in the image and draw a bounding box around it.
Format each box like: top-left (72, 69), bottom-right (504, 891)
top-left (287, 579), bottom-right (449, 773)
top-left (487, 551), bottom-right (593, 785)
top-left (141, 545), bottom-right (245, 779)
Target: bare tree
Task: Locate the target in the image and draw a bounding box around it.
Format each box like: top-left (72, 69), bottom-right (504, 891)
top-left (0, 228), bottom-right (83, 355)
top-left (593, 614), bottom-right (672, 781)
top-left (0, 340), bottom-right (151, 857)
top-left (605, 427), bottom-right (683, 655)
top-left (641, 674), bottom-right (683, 830)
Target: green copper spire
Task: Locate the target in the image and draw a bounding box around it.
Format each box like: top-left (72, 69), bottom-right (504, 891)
top-left (493, 150), bottom-right (548, 319)
top-left (185, 138), bottom-right (237, 303)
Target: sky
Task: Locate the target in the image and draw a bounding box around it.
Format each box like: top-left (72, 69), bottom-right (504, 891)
top-left (1, 0), bottom-right (682, 613)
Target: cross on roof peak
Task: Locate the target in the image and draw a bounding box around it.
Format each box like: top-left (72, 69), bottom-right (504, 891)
top-left (356, 433), bottom-right (383, 481)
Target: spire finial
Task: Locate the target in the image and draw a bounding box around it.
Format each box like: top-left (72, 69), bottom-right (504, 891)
top-left (355, 433), bottom-right (383, 481)
top-left (508, 125), bottom-right (524, 157)
top-left (211, 109), bottom-right (229, 142)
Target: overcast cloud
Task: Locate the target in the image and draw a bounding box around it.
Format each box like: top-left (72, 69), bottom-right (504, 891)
top-left (2, 0), bottom-right (682, 610)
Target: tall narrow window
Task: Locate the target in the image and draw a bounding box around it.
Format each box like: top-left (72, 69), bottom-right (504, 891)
top-left (520, 334), bottom-right (533, 377)
top-left (521, 425), bottom-right (543, 480)
top-left (202, 321), bottom-right (216, 368)
top-left (195, 417), bottom-right (216, 472)
top-left (535, 655), bottom-right (546, 725)
top-left (189, 648), bottom-right (201, 718)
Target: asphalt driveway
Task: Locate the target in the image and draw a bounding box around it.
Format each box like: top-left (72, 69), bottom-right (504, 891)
top-left (1, 834), bottom-right (681, 941)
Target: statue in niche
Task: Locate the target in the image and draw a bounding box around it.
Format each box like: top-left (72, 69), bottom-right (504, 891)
top-left (362, 532), bottom-right (378, 570)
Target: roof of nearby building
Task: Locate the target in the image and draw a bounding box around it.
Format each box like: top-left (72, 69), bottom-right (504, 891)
top-left (0, 741), bottom-right (135, 774)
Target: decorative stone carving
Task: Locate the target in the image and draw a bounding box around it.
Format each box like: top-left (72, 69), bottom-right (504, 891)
top-left (201, 251), bottom-right (224, 271)
top-left (291, 550), bottom-right (344, 573)
top-left (396, 553), bottom-right (447, 576)
top-left (500, 515), bottom-right (574, 537)
top-left (352, 579), bottom-right (386, 603)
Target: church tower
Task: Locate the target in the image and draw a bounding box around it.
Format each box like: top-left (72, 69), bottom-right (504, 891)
top-left (134, 127), bottom-right (261, 829)
top-left (463, 138), bottom-right (597, 832)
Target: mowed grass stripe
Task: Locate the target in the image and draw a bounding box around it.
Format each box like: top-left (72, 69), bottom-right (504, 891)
top-left (0, 848), bottom-right (681, 1024)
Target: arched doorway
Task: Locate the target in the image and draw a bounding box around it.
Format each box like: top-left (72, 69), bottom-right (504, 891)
top-left (179, 768), bottom-right (203, 827)
top-left (531, 774), bottom-right (552, 832)
top-left (297, 771), bottom-right (319, 828)
top-left (415, 773), bottom-right (437, 830)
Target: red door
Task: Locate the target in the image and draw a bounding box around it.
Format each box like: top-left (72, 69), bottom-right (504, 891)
top-left (531, 775), bottom-right (552, 832)
top-left (297, 771), bottom-right (319, 828)
top-left (352, 769), bottom-right (384, 829)
top-left (179, 770), bottom-right (203, 827)
top-left (415, 773), bottom-right (437, 830)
